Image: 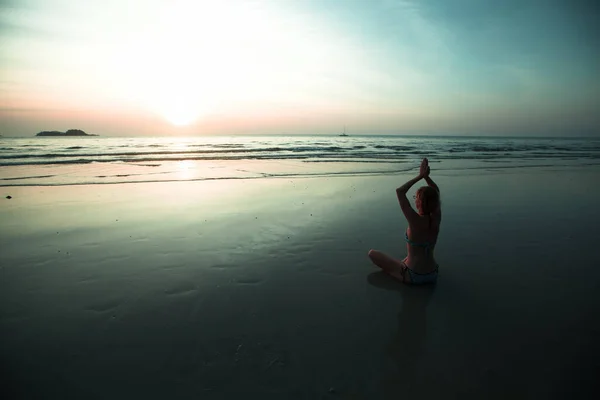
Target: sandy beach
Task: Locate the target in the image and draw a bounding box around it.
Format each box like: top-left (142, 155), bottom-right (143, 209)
top-left (2, 0), bottom-right (599, 395)
top-left (2, 165), bottom-right (600, 399)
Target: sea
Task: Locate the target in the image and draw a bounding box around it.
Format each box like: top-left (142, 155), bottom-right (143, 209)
top-left (1, 135), bottom-right (599, 186)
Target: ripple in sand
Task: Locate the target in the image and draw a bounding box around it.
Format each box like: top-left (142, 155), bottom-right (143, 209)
top-left (81, 239), bottom-right (99, 245)
top-left (98, 254), bottom-right (131, 263)
top-left (164, 283), bottom-right (197, 296)
top-left (77, 276), bottom-right (97, 284)
top-left (235, 277), bottom-right (263, 285)
top-left (210, 263), bottom-right (240, 269)
top-left (85, 298), bottom-right (123, 313)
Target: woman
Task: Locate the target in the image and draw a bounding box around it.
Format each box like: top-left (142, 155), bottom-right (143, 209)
top-left (369, 158), bottom-right (441, 284)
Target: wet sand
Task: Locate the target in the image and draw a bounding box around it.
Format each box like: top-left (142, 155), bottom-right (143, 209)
top-left (1, 166), bottom-right (600, 399)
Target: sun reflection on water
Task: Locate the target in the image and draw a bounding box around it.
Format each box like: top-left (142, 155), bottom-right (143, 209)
top-left (176, 160), bottom-right (195, 180)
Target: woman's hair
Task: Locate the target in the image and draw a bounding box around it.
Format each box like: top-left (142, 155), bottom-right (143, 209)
top-left (415, 186), bottom-right (440, 215)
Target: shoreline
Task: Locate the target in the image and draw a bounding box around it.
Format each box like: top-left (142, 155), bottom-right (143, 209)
top-left (2, 159), bottom-right (600, 188)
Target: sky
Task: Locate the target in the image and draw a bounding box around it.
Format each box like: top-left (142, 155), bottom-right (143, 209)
top-left (0, 0), bottom-right (598, 137)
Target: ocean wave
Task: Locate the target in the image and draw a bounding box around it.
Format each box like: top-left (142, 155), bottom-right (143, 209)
top-left (373, 145), bottom-right (415, 151)
top-left (303, 159), bottom-right (408, 163)
top-left (0, 146), bottom-right (346, 160)
top-left (212, 143), bottom-right (246, 148)
top-left (1, 136), bottom-right (599, 170)
top-left (2, 150), bottom-right (599, 167)
top-left (0, 159), bottom-right (95, 166)
top-left (0, 174), bottom-right (55, 181)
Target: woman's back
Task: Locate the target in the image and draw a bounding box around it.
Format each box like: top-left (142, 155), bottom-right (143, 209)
top-left (405, 212), bottom-right (440, 274)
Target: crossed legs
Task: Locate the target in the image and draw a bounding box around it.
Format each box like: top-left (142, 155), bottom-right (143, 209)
top-left (368, 249), bottom-right (409, 283)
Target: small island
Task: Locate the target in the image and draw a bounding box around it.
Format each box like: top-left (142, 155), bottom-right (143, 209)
top-left (36, 129), bottom-right (98, 137)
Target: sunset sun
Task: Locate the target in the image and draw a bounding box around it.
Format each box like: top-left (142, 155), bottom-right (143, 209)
top-left (162, 108), bottom-right (198, 126)
top-left (159, 96), bottom-right (204, 126)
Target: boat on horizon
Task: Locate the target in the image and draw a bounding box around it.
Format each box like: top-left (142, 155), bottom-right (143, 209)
top-left (339, 126), bottom-right (349, 137)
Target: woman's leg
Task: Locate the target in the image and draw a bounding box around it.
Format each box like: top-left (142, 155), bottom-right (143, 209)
top-left (368, 249), bottom-right (409, 282)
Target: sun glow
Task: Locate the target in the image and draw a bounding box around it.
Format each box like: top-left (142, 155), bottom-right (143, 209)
top-left (105, 1), bottom-right (267, 126)
top-left (176, 160), bottom-right (195, 179)
top-left (101, 0), bottom-right (345, 126)
top-left (125, 1), bottom-right (233, 126)
top-left (10, 0), bottom-right (355, 127)
top-left (162, 106), bottom-right (198, 126)
top-left (156, 93), bottom-right (209, 126)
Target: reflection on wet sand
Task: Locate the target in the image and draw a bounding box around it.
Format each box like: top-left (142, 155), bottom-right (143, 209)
top-left (367, 272), bottom-right (436, 399)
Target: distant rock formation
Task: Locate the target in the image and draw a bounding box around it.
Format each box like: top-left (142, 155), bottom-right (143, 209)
top-left (36, 129), bottom-right (98, 137)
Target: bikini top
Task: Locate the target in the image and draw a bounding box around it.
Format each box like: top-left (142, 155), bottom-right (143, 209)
top-left (405, 230), bottom-right (435, 255)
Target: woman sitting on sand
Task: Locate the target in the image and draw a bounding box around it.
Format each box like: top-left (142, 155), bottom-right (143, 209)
top-left (369, 158), bottom-right (441, 284)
